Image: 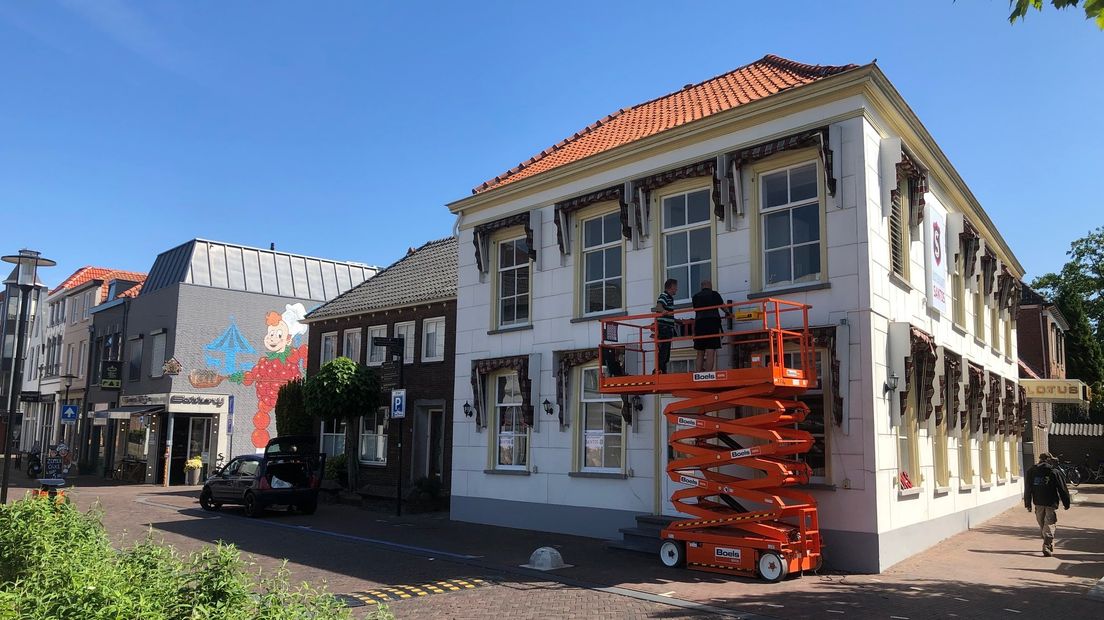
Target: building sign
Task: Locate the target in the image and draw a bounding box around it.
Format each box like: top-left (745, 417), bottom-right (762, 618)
top-left (1021, 379), bottom-right (1091, 404)
top-left (391, 389), bottom-right (407, 419)
top-left (925, 202), bottom-right (949, 316)
top-left (121, 393), bottom-right (169, 407)
top-left (120, 392), bottom-right (230, 414)
top-left (100, 360), bottom-right (123, 389)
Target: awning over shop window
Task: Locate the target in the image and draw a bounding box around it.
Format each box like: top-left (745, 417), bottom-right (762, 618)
top-left (102, 405), bottom-right (164, 420)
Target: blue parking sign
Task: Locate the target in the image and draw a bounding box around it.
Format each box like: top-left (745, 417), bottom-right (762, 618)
top-left (60, 404), bottom-right (79, 424)
top-left (391, 389), bottom-right (406, 419)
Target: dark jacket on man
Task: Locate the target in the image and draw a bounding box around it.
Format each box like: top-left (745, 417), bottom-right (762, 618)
top-left (1024, 461), bottom-right (1071, 510)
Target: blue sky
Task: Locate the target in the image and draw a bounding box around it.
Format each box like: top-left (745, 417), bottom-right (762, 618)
top-left (1, 1), bottom-right (1100, 288)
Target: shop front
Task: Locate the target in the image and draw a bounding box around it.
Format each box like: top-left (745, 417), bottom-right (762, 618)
top-left (108, 392), bottom-right (229, 485)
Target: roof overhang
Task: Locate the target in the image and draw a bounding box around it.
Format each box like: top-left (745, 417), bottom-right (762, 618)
top-left (302, 296), bottom-right (455, 325)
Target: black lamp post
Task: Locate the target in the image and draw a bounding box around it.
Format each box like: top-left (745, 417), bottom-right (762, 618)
top-left (1, 249), bottom-right (54, 504)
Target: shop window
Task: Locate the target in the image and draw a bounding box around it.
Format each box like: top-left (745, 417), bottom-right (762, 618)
top-left (662, 188), bottom-right (712, 303)
top-left (422, 317), bottom-right (445, 362)
top-left (497, 237), bottom-right (531, 327)
top-left (343, 328), bottom-right (362, 364)
top-left (579, 366), bottom-right (623, 472)
top-left (581, 211), bottom-right (623, 314)
top-left (493, 372), bottom-right (528, 469)
top-left (319, 418), bottom-right (346, 457)
top-left (359, 407), bottom-right (388, 464)
top-left (760, 162), bottom-right (822, 288)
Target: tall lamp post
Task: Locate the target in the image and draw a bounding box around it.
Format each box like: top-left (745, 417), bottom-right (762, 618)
top-left (1, 249), bottom-right (54, 504)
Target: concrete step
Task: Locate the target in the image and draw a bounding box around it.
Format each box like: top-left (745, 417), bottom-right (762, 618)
top-left (634, 514), bottom-right (678, 531)
top-left (606, 538), bottom-right (662, 555)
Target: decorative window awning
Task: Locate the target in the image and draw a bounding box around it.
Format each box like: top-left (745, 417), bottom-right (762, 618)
top-left (811, 326), bottom-right (844, 427)
top-left (470, 355), bottom-right (533, 429)
top-left (553, 186), bottom-right (629, 255)
top-left (473, 212), bottom-right (535, 273)
top-left (900, 326), bottom-right (937, 422)
top-left (967, 363), bottom-right (985, 432)
top-left (1002, 378), bottom-right (1017, 436)
top-left (1017, 384), bottom-right (1029, 432)
top-left (893, 150), bottom-right (928, 226)
top-left (959, 219), bottom-right (982, 283)
top-left (980, 251), bottom-right (998, 298)
top-left (985, 371), bottom-right (1003, 434)
top-left (997, 267), bottom-right (1021, 316)
top-left (553, 348), bottom-right (599, 427)
top-left (626, 159), bottom-right (718, 237)
top-left (729, 127), bottom-right (836, 217)
top-left (938, 349), bottom-right (963, 428)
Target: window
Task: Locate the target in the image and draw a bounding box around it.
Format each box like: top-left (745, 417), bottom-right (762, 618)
top-left (319, 418), bottom-right (346, 457)
top-left (91, 337), bottom-right (103, 384)
top-left (761, 162), bottom-right (821, 288)
top-left (367, 325), bottom-right (387, 365)
top-left (784, 350), bottom-right (829, 483)
top-left (1009, 434), bottom-right (1021, 478)
top-left (394, 321), bottom-right (415, 364)
top-left (421, 317), bottom-right (445, 362)
top-left (934, 374), bottom-right (952, 488)
top-left (343, 329), bottom-right (362, 364)
top-left (83, 290), bottom-right (94, 320)
top-left (579, 367), bottom-right (623, 472)
top-left (70, 296), bottom-right (79, 325)
top-left (990, 307), bottom-right (1000, 350)
top-left (662, 188), bottom-right (712, 303)
top-left (238, 460), bottom-right (259, 477)
top-left (889, 176), bottom-right (910, 279)
top-left (149, 332), bottom-right (166, 378)
top-left (1004, 320), bottom-right (1013, 358)
top-left (66, 344), bottom-right (74, 374)
top-left (359, 407), bottom-right (388, 464)
top-left (494, 372), bottom-right (528, 469)
top-left (952, 254), bottom-right (966, 327)
top-left (897, 362), bottom-right (922, 489)
top-left (320, 332), bottom-right (338, 365)
top-left (973, 287), bottom-right (985, 338)
top-left (78, 341), bottom-right (87, 378)
top-left (497, 237), bottom-right (531, 327)
top-left (996, 428), bottom-right (1008, 481)
top-left (128, 339), bottom-right (142, 381)
top-left (581, 212), bottom-right (623, 314)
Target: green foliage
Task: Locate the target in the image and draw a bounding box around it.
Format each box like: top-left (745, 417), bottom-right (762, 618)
top-left (1008, 0), bottom-right (1104, 28)
top-left (305, 358), bottom-right (382, 491)
top-left (0, 497), bottom-right (378, 620)
top-left (324, 453), bottom-right (348, 486)
top-left (274, 377), bottom-right (313, 437)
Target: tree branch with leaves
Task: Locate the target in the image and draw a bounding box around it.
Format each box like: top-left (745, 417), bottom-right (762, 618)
top-left (304, 358), bottom-right (381, 492)
top-left (1008, 0), bottom-right (1104, 29)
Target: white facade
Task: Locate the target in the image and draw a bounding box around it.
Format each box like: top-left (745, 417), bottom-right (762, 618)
top-left (449, 65), bottom-right (1023, 572)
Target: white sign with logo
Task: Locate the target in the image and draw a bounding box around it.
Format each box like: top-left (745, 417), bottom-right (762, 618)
top-left (925, 202), bottom-right (949, 316)
top-left (714, 547), bottom-right (742, 562)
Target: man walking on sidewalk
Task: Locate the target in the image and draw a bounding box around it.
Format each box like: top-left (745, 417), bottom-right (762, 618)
top-left (1024, 452), bottom-right (1071, 556)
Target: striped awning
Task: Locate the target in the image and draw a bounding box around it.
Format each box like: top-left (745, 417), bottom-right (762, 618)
top-left (1049, 423), bottom-right (1104, 437)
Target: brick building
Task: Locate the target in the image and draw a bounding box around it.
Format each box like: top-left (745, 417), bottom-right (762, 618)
top-left (1016, 286), bottom-right (1070, 458)
top-left (303, 237), bottom-right (457, 497)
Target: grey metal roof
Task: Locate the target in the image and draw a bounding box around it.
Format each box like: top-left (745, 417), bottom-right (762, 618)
top-left (142, 239), bottom-right (377, 302)
top-left (305, 237), bottom-right (457, 321)
top-left (1049, 423), bottom-right (1104, 437)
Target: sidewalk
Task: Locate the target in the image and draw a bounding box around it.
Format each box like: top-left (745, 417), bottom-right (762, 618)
top-left (17, 473), bottom-right (1103, 619)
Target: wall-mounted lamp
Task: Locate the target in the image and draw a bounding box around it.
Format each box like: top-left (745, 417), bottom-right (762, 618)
top-left (542, 399), bottom-right (554, 416)
top-left (631, 395), bottom-right (644, 412)
top-left (883, 373), bottom-right (899, 396)
top-left (463, 401), bottom-right (473, 418)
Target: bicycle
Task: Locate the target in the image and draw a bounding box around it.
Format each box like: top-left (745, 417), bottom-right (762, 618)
top-left (1054, 459), bottom-right (1081, 487)
top-left (1076, 454), bottom-right (1104, 484)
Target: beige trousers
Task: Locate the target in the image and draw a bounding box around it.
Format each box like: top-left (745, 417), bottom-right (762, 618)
top-left (1034, 505), bottom-right (1057, 551)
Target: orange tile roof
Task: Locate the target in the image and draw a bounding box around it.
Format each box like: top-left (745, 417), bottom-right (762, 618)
top-left (117, 282), bottom-right (144, 298)
top-left (473, 54), bottom-right (859, 195)
top-left (50, 266), bottom-right (117, 295)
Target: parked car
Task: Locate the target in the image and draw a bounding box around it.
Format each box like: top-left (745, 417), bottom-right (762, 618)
top-left (199, 436), bottom-right (325, 517)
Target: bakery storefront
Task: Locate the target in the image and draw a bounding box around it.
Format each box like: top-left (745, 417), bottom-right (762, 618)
top-left (107, 392), bottom-right (229, 485)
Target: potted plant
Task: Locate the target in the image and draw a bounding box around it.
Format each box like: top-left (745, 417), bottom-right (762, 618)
top-left (184, 455), bottom-right (204, 485)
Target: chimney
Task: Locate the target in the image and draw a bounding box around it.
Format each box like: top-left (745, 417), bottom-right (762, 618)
top-left (270, 242), bottom-right (276, 251)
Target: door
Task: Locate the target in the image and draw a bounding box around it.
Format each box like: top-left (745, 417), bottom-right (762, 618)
top-left (186, 416), bottom-right (214, 479)
top-left (413, 408), bottom-right (445, 482)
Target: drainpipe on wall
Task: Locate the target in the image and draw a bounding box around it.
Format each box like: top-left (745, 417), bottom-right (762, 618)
top-left (78, 323), bottom-right (96, 473)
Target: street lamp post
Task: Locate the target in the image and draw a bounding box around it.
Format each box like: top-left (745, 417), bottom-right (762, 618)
top-left (1, 249), bottom-right (54, 504)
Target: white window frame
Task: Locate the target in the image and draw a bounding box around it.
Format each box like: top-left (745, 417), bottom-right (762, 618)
top-left (897, 361), bottom-right (923, 490)
top-left (320, 331), bottom-right (338, 365)
top-left (492, 371), bottom-right (529, 470)
top-left (889, 175), bottom-right (911, 279)
top-left (77, 341), bottom-right (87, 378)
top-left (758, 160), bottom-right (824, 289)
top-left (421, 317), bottom-right (445, 363)
top-left (367, 325), bottom-right (387, 366)
top-left (578, 366), bottom-right (625, 473)
top-left (496, 236), bottom-right (531, 328)
top-left (343, 328), bottom-right (362, 364)
top-left (580, 210), bottom-right (624, 315)
top-left (393, 321), bottom-right (415, 364)
top-left (319, 418), bottom-right (346, 457)
top-left (149, 332), bottom-right (166, 378)
top-left (83, 290), bottom-right (94, 320)
top-left (661, 187), bottom-right (713, 304)
top-left (359, 407), bottom-right (388, 465)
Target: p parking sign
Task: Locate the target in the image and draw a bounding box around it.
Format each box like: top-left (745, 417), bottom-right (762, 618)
top-left (391, 389), bottom-right (406, 419)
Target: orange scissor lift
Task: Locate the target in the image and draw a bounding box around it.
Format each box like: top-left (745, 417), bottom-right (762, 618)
top-left (598, 298), bottom-right (823, 582)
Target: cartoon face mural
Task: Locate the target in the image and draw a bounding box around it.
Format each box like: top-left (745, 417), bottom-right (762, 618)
top-left (191, 303), bottom-right (309, 448)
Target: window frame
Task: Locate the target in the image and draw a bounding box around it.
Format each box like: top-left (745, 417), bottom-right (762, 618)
top-left (421, 317), bottom-right (446, 363)
top-left (990, 306), bottom-right (1000, 351)
top-left (127, 337), bottom-right (143, 382)
top-left (490, 370), bottom-right (529, 471)
top-left (319, 418), bottom-right (346, 458)
top-left (77, 340), bottom-right (87, 378)
top-left (889, 175), bottom-right (911, 280)
top-left (577, 207), bottom-right (626, 316)
top-left (358, 407), bottom-right (388, 465)
top-left (493, 234), bottom-right (532, 329)
top-left (973, 286), bottom-right (985, 339)
top-left (897, 360), bottom-right (923, 490)
top-left (952, 252), bottom-right (967, 328)
top-left (658, 185), bottom-right (715, 305)
top-left (934, 373), bottom-right (952, 489)
top-left (149, 331), bottom-right (167, 378)
top-left (367, 325), bottom-right (387, 366)
top-left (320, 331), bottom-right (338, 365)
top-left (343, 328), bottom-right (363, 364)
top-left (577, 365), bottom-right (625, 473)
top-left (393, 321), bottom-right (416, 364)
top-left (750, 151), bottom-right (827, 292)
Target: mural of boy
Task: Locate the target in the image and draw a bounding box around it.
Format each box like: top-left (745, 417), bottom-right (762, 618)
top-left (225, 304), bottom-right (309, 448)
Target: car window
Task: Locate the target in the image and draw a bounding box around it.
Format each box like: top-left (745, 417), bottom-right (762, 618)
top-left (223, 459), bottom-right (242, 476)
top-left (238, 460), bottom-right (260, 477)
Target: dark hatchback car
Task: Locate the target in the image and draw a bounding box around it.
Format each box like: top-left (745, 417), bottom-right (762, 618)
top-left (199, 436), bottom-right (325, 517)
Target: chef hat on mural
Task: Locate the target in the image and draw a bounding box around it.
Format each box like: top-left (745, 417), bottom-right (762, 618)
top-left (281, 303), bottom-right (309, 338)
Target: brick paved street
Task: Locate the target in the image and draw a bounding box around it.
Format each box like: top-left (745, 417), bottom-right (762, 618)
top-left (5, 473), bottom-right (1102, 619)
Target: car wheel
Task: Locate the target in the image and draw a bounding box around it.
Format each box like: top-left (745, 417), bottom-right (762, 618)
top-left (199, 488), bottom-right (220, 512)
top-left (297, 499), bottom-right (318, 515)
top-left (243, 492), bottom-right (261, 518)
top-left (758, 551), bottom-right (788, 583)
top-left (658, 540), bottom-right (685, 568)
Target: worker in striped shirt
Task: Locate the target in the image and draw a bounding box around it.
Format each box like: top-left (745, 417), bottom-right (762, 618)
top-left (655, 278), bottom-right (679, 373)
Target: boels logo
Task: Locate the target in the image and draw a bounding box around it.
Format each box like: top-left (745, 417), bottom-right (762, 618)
top-left (714, 547), bottom-right (742, 562)
top-left (692, 371), bottom-right (722, 382)
top-left (680, 475), bottom-right (701, 487)
top-left (676, 416), bottom-right (698, 427)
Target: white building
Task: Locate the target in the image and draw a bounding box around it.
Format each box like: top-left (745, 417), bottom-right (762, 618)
top-left (447, 55), bottom-right (1026, 572)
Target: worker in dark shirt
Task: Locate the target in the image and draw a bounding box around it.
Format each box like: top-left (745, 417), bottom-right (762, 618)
top-left (1024, 452), bottom-right (1072, 557)
top-left (654, 278), bottom-right (678, 373)
top-left (691, 280), bottom-right (730, 372)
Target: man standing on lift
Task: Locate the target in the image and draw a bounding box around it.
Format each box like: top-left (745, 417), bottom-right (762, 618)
top-left (655, 279), bottom-right (678, 373)
top-left (692, 280), bottom-right (730, 372)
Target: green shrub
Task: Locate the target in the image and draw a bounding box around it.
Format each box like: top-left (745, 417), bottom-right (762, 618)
top-left (325, 453), bottom-right (348, 485)
top-left (0, 496), bottom-right (387, 620)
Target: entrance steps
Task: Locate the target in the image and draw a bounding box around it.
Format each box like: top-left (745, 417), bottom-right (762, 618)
top-left (606, 514), bottom-right (678, 555)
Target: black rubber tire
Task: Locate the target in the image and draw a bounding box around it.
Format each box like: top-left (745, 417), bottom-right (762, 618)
top-left (297, 499), bottom-right (318, 515)
top-left (199, 488), bottom-right (220, 512)
top-left (658, 540), bottom-right (686, 568)
top-left (242, 492), bottom-right (261, 518)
